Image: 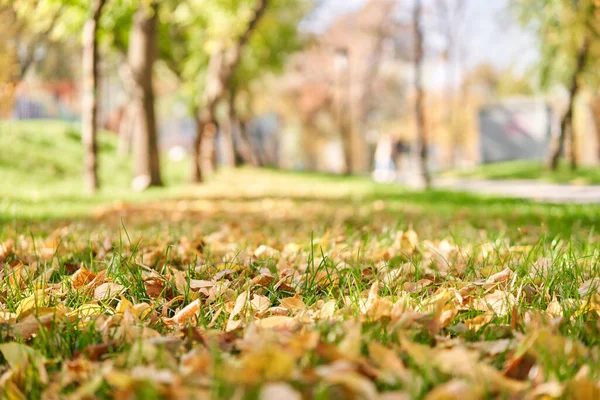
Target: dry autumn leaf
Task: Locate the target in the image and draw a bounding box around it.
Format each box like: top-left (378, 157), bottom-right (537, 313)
top-left (93, 282), bottom-right (126, 301)
top-left (71, 267), bottom-right (96, 289)
top-left (164, 299), bottom-right (201, 326)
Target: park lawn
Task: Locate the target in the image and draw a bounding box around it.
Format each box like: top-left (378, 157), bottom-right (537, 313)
top-left (2, 120), bottom-right (600, 398)
top-left (440, 159), bottom-right (600, 185)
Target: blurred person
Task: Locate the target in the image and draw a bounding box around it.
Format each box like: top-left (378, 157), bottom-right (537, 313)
top-left (372, 133), bottom-right (397, 182)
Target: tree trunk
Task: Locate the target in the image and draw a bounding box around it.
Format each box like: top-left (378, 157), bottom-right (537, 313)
top-left (191, 110), bottom-right (206, 182)
top-left (220, 110), bottom-right (236, 168)
top-left (117, 59), bottom-right (135, 158)
top-left (81, 0), bottom-right (106, 194)
top-left (229, 88), bottom-right (258, 166)
top-left (334, 49), bottom-right (353, 175)
top-left (129, 1), bottom-right (162, 188)
top-left (570, 124), bottom-right (578, 170)
top-left (191, 0), bottom-right (269, 182)
top-left (340, 120), bottom-right (353, 175)
top-left (591, 97), bottom-right (600, 162)
top-left (413, 0), bottom-right (431, 188)
top-left (548, 38), bottom-right (589, 171)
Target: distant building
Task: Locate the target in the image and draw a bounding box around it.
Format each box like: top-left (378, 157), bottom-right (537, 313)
top-left (478, 98), bottom-right (555, 163)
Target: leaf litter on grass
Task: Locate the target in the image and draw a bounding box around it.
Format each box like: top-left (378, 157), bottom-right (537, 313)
top-left (2, 200), bottom-right (600, 399)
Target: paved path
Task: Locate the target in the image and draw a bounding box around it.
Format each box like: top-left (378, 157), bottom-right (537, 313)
top-left (433, 178), bottom-right (600, 204)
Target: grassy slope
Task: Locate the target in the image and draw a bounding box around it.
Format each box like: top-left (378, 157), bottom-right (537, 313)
top-left (441, 159), bottom-right (600, 185)
top-left (0, 120), bottom-right (188, 220)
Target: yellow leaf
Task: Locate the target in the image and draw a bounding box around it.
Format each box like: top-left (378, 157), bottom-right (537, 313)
top-left (0, 343), bottom-right (48, 384)
top-left (2, 381), bottom-right (28, 400)
top-left (231, 291), bottom-right (248, 319)
top-left (368, 342), bottom-right (409, 384)
top-left (546, 297), bottom-right (563, 318)
top-left (321, 370), bottom-right (378, 400)
top-left (94, 282), bottom-right (126, 301)
top-left (472, 290), bottom-right (515, 317)
top-left (115, 296), bottom-right (134, 315)
top-left (339, 320), bottom-right (362, 359)
top-left (319, 299), bottom-right (337, 319)
top-left (251, 294), bottom-right (271, 315)
top-left (164, 299), bottom-right (201, 326)
top-left (254, 316), bottom-right (299, 330)
top-left (279, 296), bottom-right (306, 311)
top-left (15, 289), bottom-right (47, 317)
top-left (67, 304), bottom-right (104, 321)
top-left (485, 267), bottom-right (513, 285)
top-left (424, 379), bottom-right (485, 400)
top-left (259, 383), bottom-right (301, 400)
top-left (464, 313), bottom-right (494, 331)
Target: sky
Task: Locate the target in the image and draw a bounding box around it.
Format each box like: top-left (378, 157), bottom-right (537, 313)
top-left (305, 0), bottom-right (539, 74)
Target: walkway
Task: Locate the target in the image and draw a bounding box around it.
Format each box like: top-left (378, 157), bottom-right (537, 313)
top-left (433, 178), bottom-right (600, 204)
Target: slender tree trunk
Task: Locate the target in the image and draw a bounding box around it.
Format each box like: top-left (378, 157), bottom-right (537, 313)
top-left (81, 0), bottom-right (106, 194)
top-left (129, 1), bottom-right (162, 188)
top-left (570, 124), bottom-right (578, 170)
top-left (413, 0), bottom-right (431, 188)
top-left (334, 49), bottom-right (353, 175)
top-left (191, 0), bottom-right (269, 182)
top-left (220, 110), bottom-right (236, 167)
top-left (192, 110), bottom-right (206, 182)
top-left (228, 87), bottom-right (259, 166)
top-left (302, 118), bottom-right (320, 171)
top-left (591, 97), bottom-right (600, 162)
top-left (117, 59), bottom-right (135, 158)
top-left (548, 39), bottom-right (589, 171)
top-left (340, 121), bottom-right (353, 175)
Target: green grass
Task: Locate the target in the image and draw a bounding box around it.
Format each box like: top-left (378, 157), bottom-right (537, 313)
top-left (2, 120), bottom-right (600, 398)
top-left (441, 159), bottom-right (600, 185)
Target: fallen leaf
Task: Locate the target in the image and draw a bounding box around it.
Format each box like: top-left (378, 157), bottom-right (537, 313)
top-left (15, 289), bottom-right (47, 317)
top-left (251, 294), bottom-right (271, 316)
top-left (424, 379), bottom-right (485, 400)
top-left (319, 299), bottom-right (337, 319)
top-left (464, 313), bottom-right (494, 331)
top-left (472, 290), bottom-right (516, 317)
top-left (253, 316), bottom-right (299, 330)
top-left (94, 282), bottom-right (126, 301)
top-left (259, 383), bottom-right (302, 400)
top-left (485, 267), bottom-right (513, 285)
top-left (164, 299), bottom-right (201, 326)
top-left (71, 267), bottom-right (96, 289)
top-left (0, 342), bottom-right (48, 384)
top-left (279, 296), bottom-right (306, 311)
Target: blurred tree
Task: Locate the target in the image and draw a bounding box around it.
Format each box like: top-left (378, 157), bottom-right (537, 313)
top-left (413, 0), bottom-right (431, 188)
top-left (280, 0), bottom-right (404, 174)
top-left (513, 0), bottom-right (600, 170)
top-left (8, 0), bottom-right (111, 192)
top-left (128, 1), bottom-right (162, 188)
top-left (160, 0), bottom-right (305, 180)
top-left (464, 63), bottom-right (534, 99)
top-left (227, 0), bottom-right (308, 167)
top-left (81, 0), bottom-right (107, 194)
top-left (0, 3), bottom-right (62, 84)
top-left (0, 8), bottom-right (20, 117)
top-left (435, 0), bottom-right (466, 168)
top-left (0, 3), bottom-right (62, 117)
top-left (192, 0), bottom-right (270, 182)
top-left (10, 0), bottom-right (164, 190)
